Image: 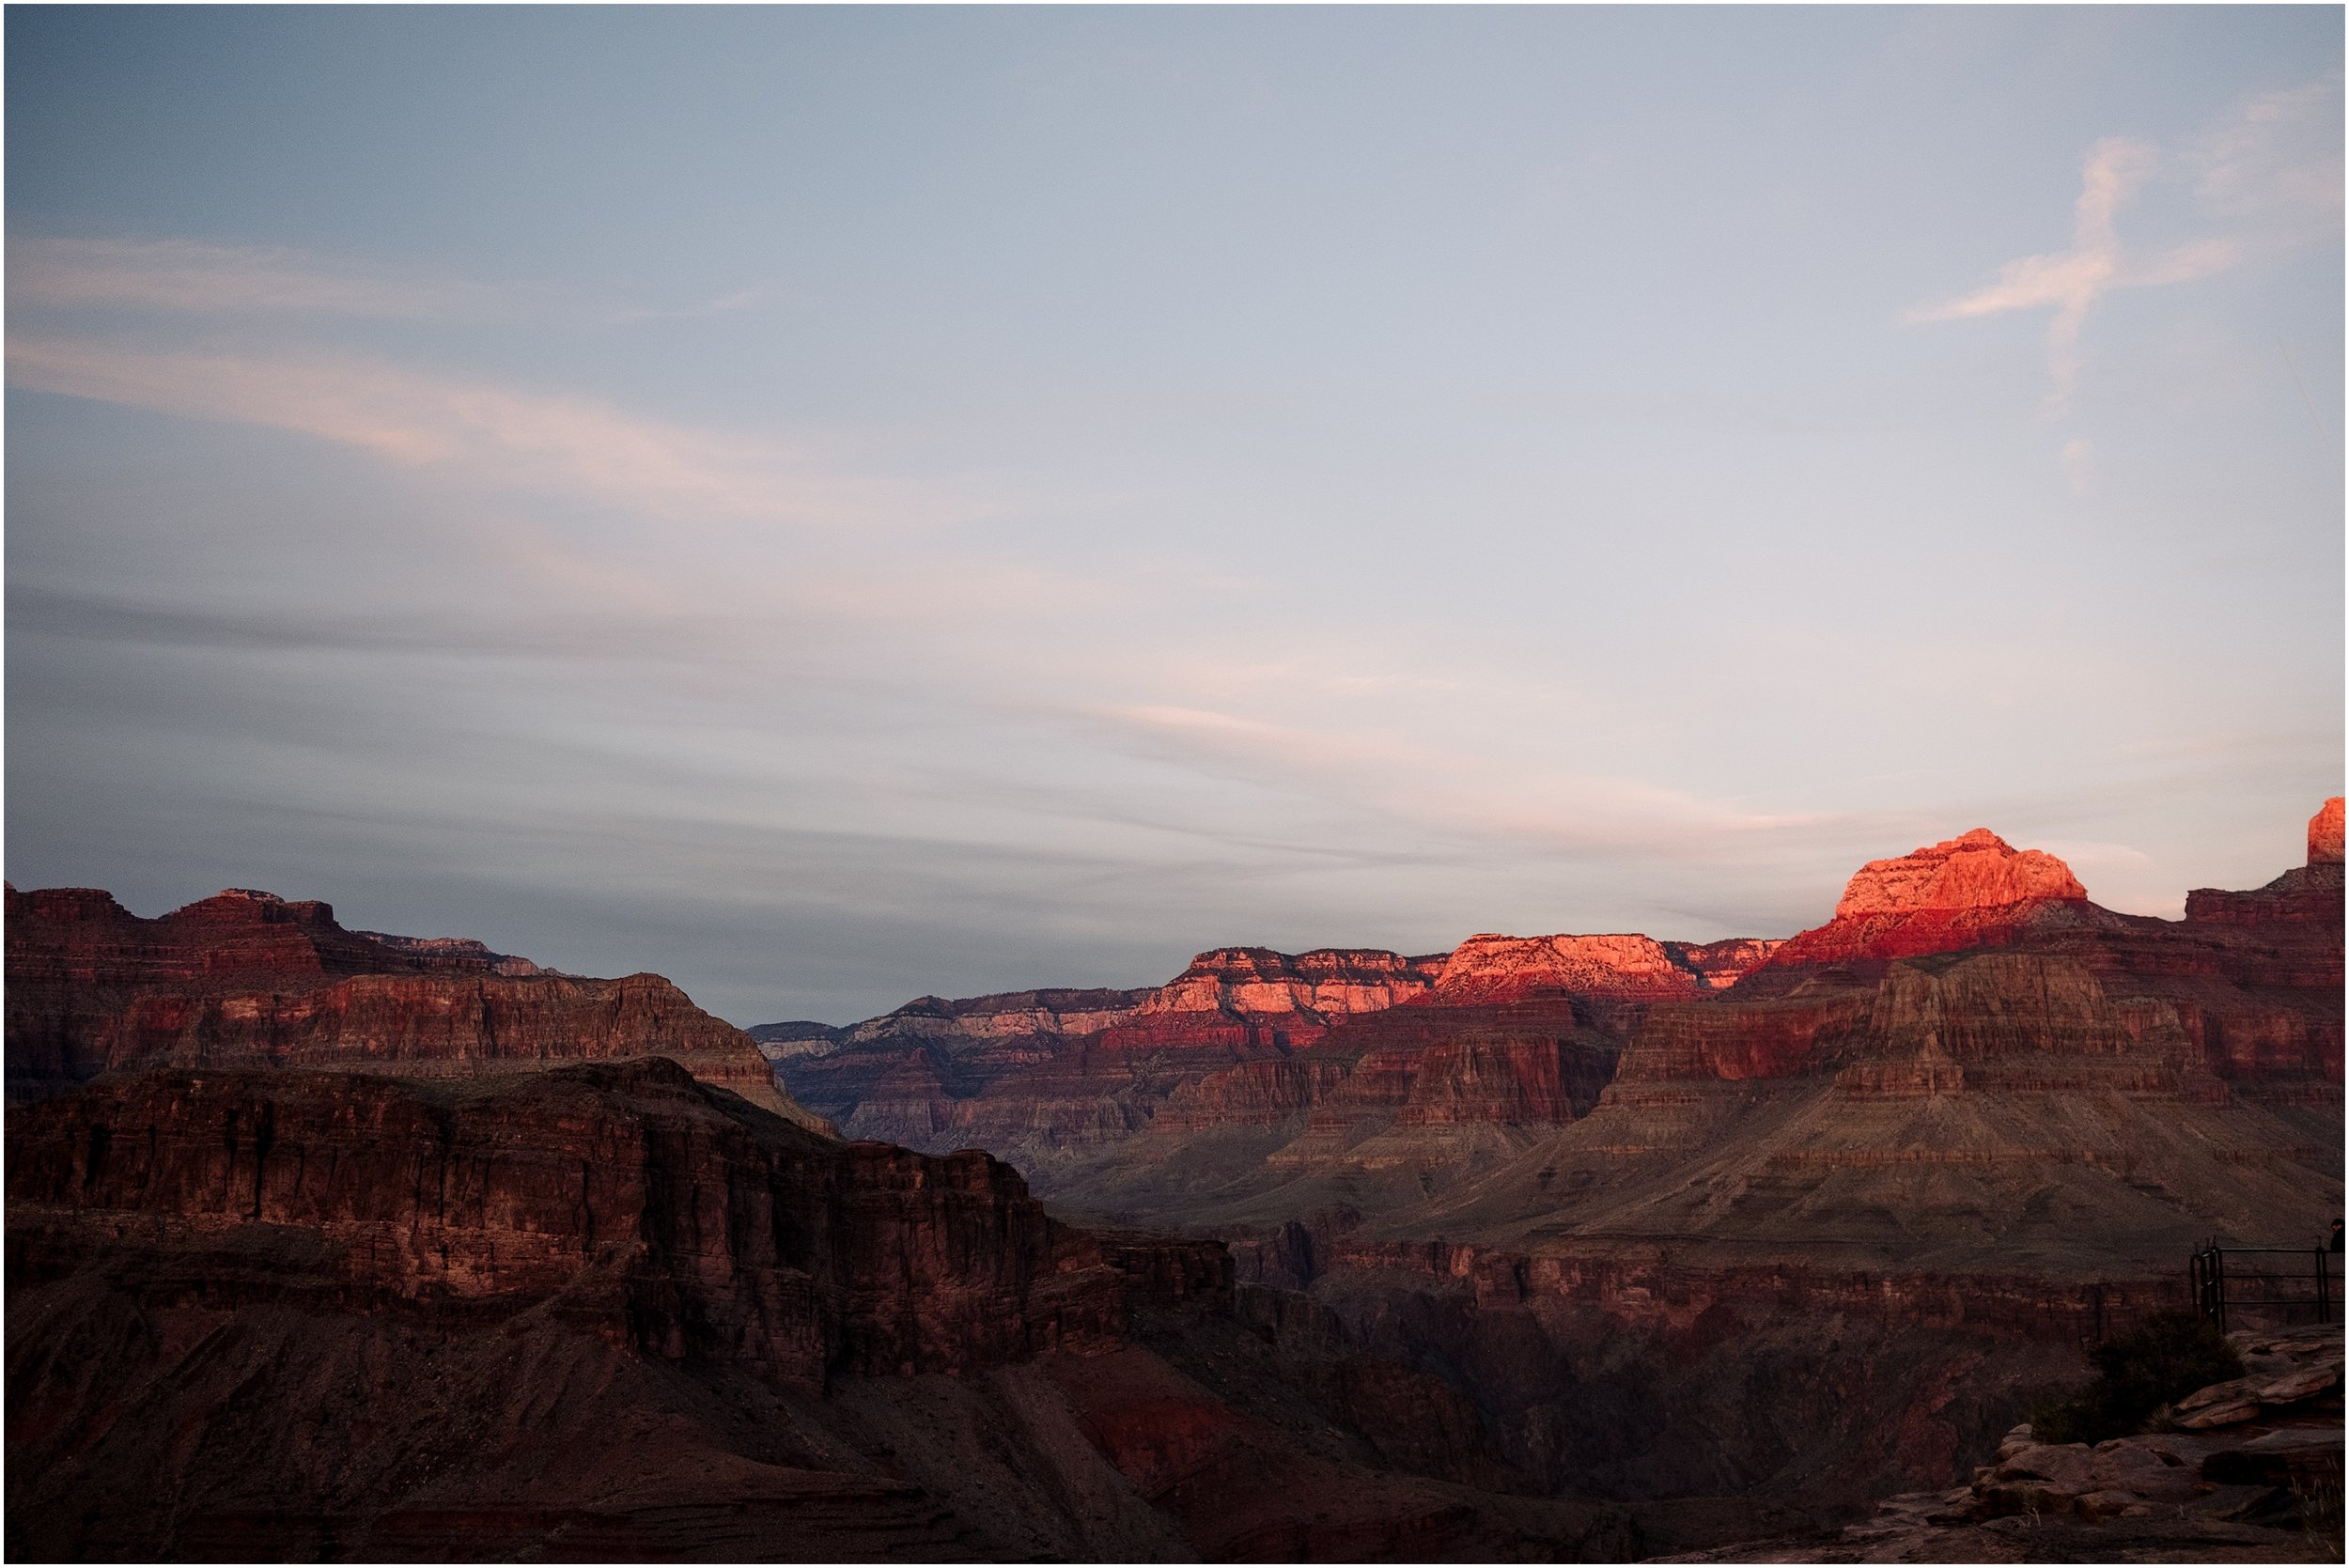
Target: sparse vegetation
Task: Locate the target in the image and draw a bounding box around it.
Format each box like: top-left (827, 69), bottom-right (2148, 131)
top-left (2297, 1474), bottom-right (2342, 1557)
top-left (2029, 1312), bottom-right (2243, 1446)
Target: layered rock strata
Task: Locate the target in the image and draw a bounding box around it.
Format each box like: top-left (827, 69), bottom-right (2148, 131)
top-left (1028, 814), bottom-right (2342, 1514)
top-left (779, 933), bottom-right (1782, 1188)
top-left (5, 884), bottom-right (811, 1123)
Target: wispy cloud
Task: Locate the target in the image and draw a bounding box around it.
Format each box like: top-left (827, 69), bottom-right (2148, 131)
top-left (8, 237), bottom-right (503, 320)
top-left (6, 335), bottom-right (940, 525)
top-left (2190, 74), bottom-right (2344, 233)
top-left (1088, 698), bottom-right (1840, 862)
top-left (1907, 139), bottom-right (2236, 415)
top-left (1906, 75), bottom-right (2340, 416)
top-left (8, 235), bottom-right (770, 330)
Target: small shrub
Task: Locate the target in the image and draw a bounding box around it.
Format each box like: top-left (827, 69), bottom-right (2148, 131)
top-left (2029, 1312), bottom-right (2243, 1446)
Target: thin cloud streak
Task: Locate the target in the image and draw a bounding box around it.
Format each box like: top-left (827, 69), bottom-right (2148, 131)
top-left (1088, 699), bottom-right (1842, 861)
top-left (7, 334), bottom-right (944, 525)
top-left (8, 236), bottom-right (503, 319)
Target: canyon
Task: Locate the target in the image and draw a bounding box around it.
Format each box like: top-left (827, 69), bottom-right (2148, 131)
top-left (7, 800), bottom-right (2340, 1560)
top-left (768, 804), bottom-right (2343, 1527)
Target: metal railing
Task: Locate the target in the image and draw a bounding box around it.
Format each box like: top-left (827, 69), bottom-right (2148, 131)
top-left (2189, 1243), bottom-right (2343, 1331)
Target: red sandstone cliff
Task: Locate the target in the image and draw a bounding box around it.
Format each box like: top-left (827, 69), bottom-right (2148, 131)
top-left (5, 884), bottom-right (817, 1125)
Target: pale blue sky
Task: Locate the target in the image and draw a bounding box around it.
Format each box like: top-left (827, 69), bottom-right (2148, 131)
top-left (8, 7), bottom-right (2341, 1023)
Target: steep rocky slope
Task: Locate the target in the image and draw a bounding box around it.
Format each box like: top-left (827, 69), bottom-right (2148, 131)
top-left (5, 1059), bottom-right (1640, 1561)
top-left (5, 884), bottom-right (810, 1123)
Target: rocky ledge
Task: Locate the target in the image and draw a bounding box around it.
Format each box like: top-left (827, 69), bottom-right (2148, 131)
top-left (1663, 1323), bottom-right (2343, 1562)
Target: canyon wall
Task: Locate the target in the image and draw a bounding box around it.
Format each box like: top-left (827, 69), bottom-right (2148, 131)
top-left (7, 1058), bottom-right (1640, 1561)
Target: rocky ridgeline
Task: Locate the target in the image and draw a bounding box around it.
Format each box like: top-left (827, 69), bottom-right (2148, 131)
top-left (774, 929), bottom-right (1785, 1172)
top-left (5, 883), bottom-right (814, 1123)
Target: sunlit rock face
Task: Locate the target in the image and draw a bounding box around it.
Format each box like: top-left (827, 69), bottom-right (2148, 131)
top-left (1743, 830), bottom-right (2095, 982)
top-left (1107, 946), bottom-right (1450, 1051)
top-left (1833, 829), bottom-right (2087, 917)
top-left (1431, 933), bottom-right (1783, 1003)
top-left (2308, 796), bottom-right (2343, 865)
top-left (2184, 796), bottom-right (2348, 931)
top-left (4, 883), bottom-right (818, 1126)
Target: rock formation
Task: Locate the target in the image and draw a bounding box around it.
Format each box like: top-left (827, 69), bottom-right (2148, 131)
top-left (22, 802), bottom-right (2330, 1554)
top-left (776, 949), bottom-right (1453, 1164)
top-left (1678, 1323), bottom-right (2342, 1560)
top-left (1428, 933), bottom-right (1781, 1004)
top-left (1743, 829), bottom-right (2093, 980)
top-left (777, 934), bottom-right (1782, 1188)
top-left (6, 1058), bottom-right (1639, 1560)
top-left (1007, 810), bottom-right (2342, 1518)
top-left (4, 884), bottom-right (814, 1124)
top-left (2310, 797), bottom-right (2344, 866)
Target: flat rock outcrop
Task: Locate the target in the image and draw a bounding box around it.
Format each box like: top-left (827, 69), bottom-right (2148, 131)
top-left (5, 884), bottom-right (815, 1124)
top-left (1668, 1323), bottom-right (2342, 1560)
top-left (354, 930), bottom-right (545, 975)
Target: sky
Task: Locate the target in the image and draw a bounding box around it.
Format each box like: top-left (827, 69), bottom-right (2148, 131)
top-left (7, 6), bottom-right (2342, 1026)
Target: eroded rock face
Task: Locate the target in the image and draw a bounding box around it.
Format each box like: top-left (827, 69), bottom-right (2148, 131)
top-left (5, 884), bottom-right (814, 1124)
top-left (7, 1058), bottom-right (1123, 1383)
